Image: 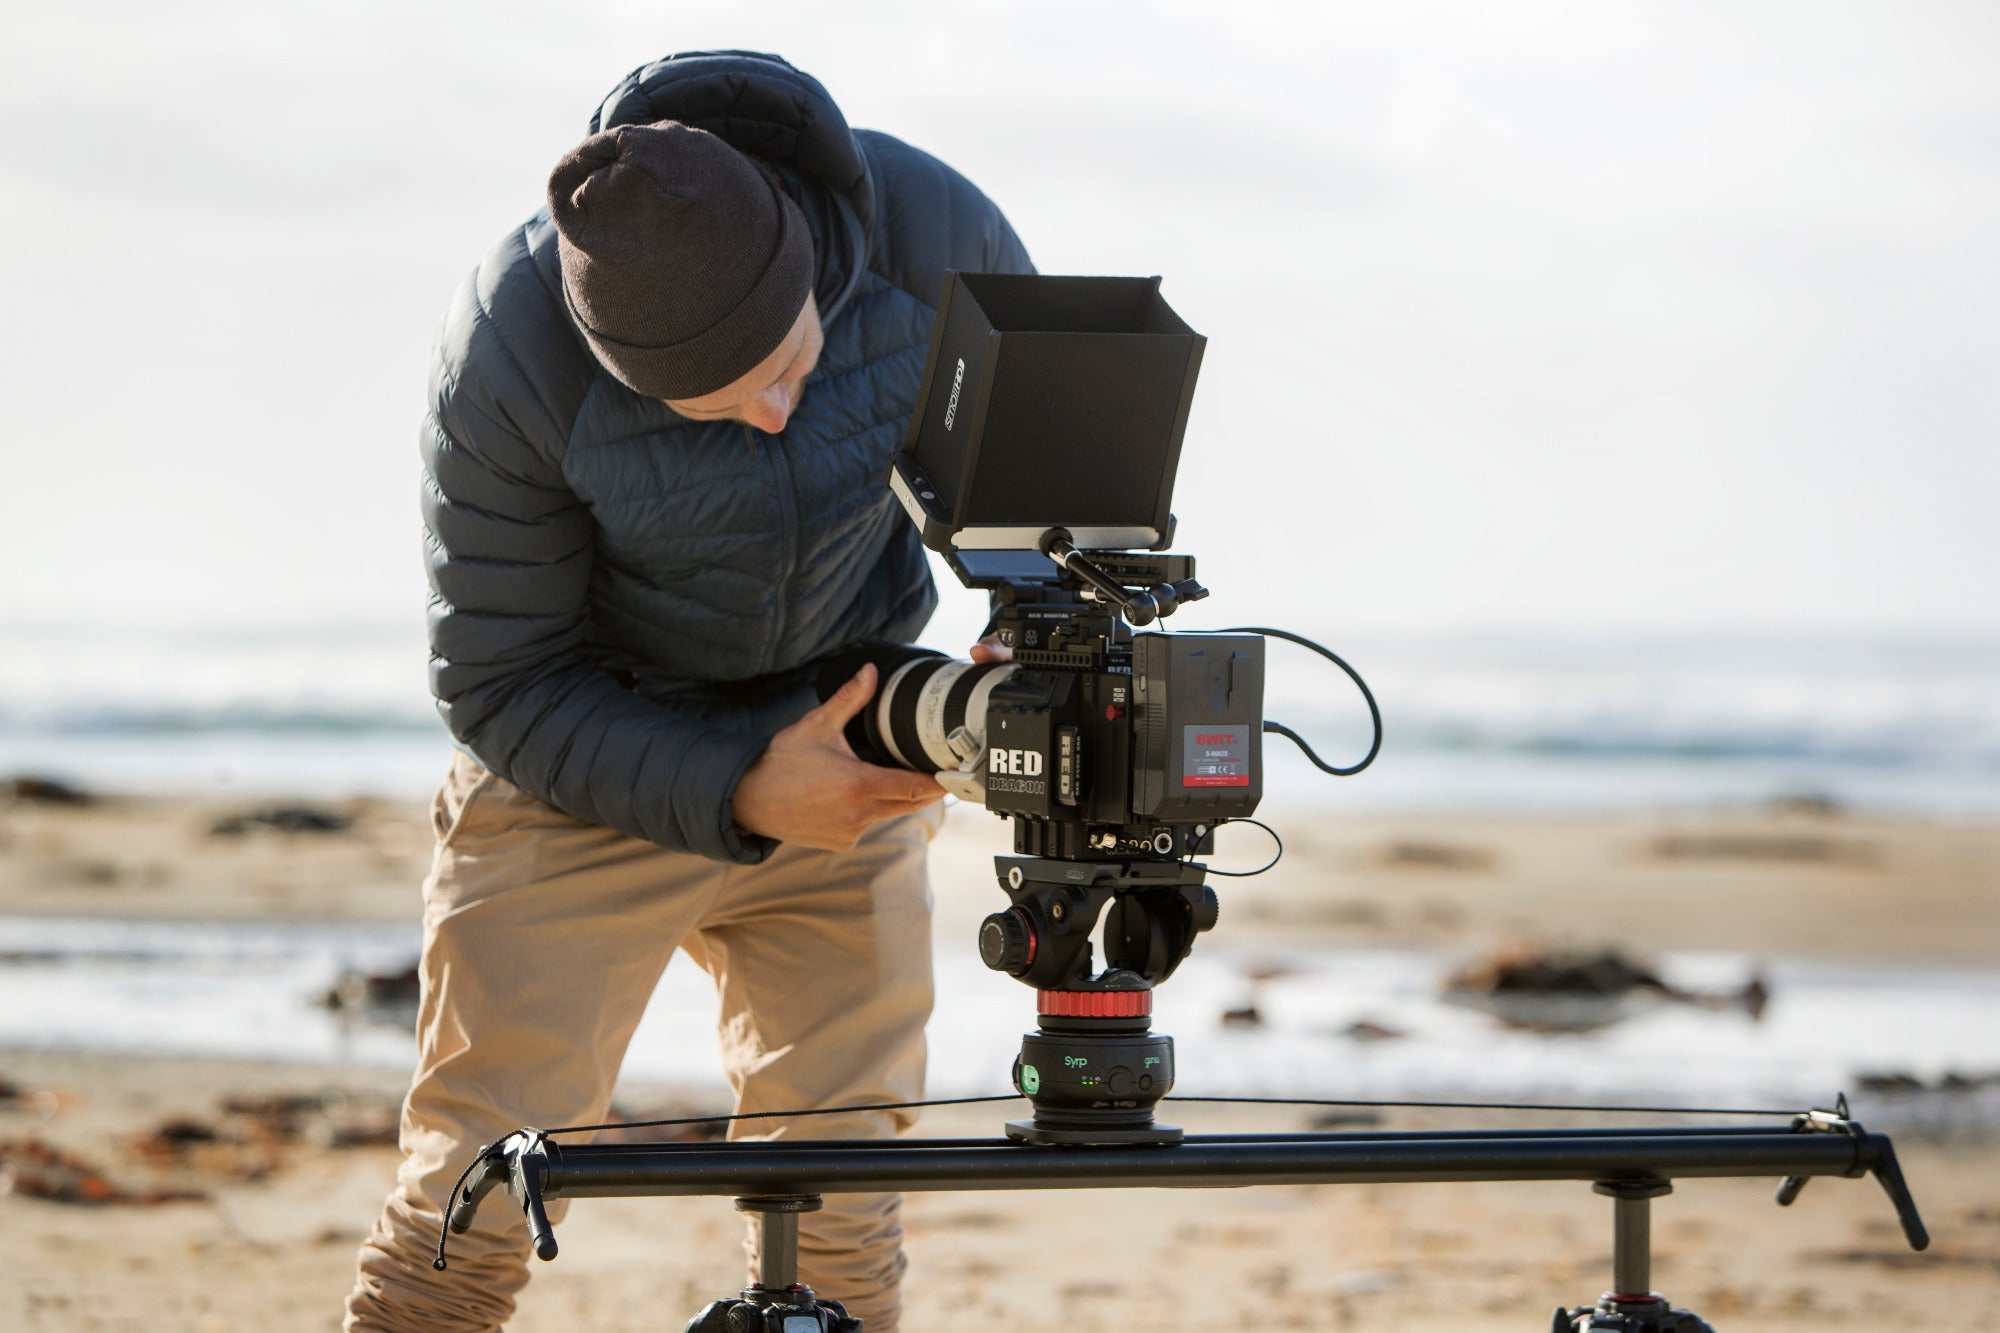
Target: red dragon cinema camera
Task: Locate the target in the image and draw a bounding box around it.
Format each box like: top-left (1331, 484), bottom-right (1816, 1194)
top-left (823, 273), bottom-right (1380, 1146)
top-left (820, 273), bottom-right (1264, 865)
top-left (814, 272), bottom-right (1279, 1143)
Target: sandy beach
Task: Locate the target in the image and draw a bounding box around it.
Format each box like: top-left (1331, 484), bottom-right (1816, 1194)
top-left (8, 789), bottom-right (1997, 956)
top-left (2, 788), bottom-right (1996, 1330)
top-left (7, 0), bottom-right (1997, 1327)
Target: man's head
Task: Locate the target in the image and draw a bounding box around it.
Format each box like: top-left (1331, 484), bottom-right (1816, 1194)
top-left (653, 291), bottom-right (824, 434)
top-left (548, 121), bottom-right (818, 427)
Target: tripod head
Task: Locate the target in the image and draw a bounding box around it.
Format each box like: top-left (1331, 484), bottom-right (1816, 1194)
top-left (978, 851), bottom-right (1217, 1143)
top-left (959, 537), bottom-right (1246, 1142)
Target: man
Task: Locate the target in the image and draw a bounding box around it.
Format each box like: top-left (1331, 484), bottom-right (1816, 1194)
top-left (346, 50), bottom-right (1031, 1333)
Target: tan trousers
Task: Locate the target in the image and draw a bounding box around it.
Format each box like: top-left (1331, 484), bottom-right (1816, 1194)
top-left (346, 752), bottom-right (939, 1333)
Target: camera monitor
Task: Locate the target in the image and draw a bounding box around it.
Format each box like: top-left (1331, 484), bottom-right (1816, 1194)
top-left (890, 272), bottom-right (1205, 556)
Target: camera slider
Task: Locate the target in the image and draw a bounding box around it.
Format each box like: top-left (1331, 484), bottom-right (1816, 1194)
top-left (446, 1103), bottom-right (1928, 1333)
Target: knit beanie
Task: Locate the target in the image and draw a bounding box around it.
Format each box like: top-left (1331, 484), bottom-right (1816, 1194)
top-left (547, 121), bottom-right (814, 400)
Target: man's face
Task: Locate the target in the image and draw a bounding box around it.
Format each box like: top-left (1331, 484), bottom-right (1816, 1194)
top-left (662, 292), bottom-right (824, 434)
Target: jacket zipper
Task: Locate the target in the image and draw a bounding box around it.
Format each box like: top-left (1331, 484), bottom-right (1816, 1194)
top-left (755, 424), bottom-right (800, 672)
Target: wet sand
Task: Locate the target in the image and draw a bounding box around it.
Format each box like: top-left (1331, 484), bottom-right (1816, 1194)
top-left (5, 790), bottom-right (1996, 960)
top-left (2, 790), bottom-right (1997, 1329)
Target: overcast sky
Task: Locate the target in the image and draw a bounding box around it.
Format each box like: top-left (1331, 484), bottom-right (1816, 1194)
top-left (2, 0), bottom-right (1994, 639)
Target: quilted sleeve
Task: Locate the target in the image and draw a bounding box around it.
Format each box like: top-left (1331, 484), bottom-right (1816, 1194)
top-left (422, 256), bottom-right (777, 865)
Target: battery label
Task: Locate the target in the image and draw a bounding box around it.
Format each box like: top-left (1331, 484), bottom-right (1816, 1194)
top-left (1183, 725), bottom-right (1250, 787)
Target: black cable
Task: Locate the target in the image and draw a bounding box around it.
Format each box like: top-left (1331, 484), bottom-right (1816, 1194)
top-left (1207, 816), bottom-right (1283, 876)
top-left (1222, 625), bottom-right (1382, 776)
top-left (1164, 1095), bottom-right (1807, 1118)
top-left (434, 1095), bottom-right (1028, 1270)
top-left (1266, 720), bottom-right (1377, 776)
top-left (541, 1094), bottom-right (1024, 1138)
top-left (434, 1144), bottom-right (508, 1270)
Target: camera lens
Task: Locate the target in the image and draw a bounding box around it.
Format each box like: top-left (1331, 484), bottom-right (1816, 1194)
top-left (874, 655), bottom-right (1017, 773)
top-left (817, 643), bottom-right (1016, 774)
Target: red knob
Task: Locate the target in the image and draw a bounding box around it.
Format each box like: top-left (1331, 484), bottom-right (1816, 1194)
top-left (1038, 989), bottom-right (1152, 1018)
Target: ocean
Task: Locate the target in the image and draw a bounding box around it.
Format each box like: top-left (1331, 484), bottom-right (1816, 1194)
top-left (2, 914), bottom-right (1993, 1125)
top-left (2, 617), bottom-right (1996, 817)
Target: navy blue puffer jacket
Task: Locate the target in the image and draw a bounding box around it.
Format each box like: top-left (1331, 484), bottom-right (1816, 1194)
top-left (422, 52), bottom-right (1032, 862)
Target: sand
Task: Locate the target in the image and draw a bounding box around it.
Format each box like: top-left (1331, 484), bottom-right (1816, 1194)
top-left (2, 789), bottom-right (1996, 1329)
top-left (6, 791), bottom-right (1996, 961)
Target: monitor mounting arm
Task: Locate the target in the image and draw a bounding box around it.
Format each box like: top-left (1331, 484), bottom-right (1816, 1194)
top-left (1039, 528), bottom-right (1207, 626)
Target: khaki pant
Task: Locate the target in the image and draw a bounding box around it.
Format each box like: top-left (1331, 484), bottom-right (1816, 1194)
top-left (346, 752), bottom-right (939, 1333)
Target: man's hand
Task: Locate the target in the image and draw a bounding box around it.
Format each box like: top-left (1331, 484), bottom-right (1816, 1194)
top-left (732, 663), bottom-right (945, 852)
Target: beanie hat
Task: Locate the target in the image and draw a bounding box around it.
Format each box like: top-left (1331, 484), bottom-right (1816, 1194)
top-left (547, 121), bottom-right (814, 400)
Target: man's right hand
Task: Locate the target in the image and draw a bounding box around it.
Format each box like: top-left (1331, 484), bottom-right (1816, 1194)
top-left (731, 663), bottom-right (946, 852)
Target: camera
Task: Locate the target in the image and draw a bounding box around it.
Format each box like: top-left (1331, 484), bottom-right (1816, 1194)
top-left (821, 577), bottom-right (1265, 861)
top-left (820, 273), bottom-right (1301, 1144)
top-left (822, 275), bottom-right (1266, 862)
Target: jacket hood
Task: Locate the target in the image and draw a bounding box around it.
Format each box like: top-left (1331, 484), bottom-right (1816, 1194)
top-left (588, 51), bottom-right (873, 323)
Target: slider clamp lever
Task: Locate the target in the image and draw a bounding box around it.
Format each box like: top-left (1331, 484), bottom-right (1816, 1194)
top-left (1776, 1093), bottom-right (1929, 1252)
top-left (510, 1130), bottom-right (560, 1262)
top-left (439, 1128), bottom-right (561, 1269)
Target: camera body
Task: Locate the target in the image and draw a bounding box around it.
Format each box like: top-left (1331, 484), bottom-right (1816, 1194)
top-left (978, 569), bottom-right (1264, 861)
top-left (818, 270), bottom-right (1272, 1142)
top-left (828, 556), bottom-right (1266, 863)
top-left (833, 271), bottom-right (1271, 867)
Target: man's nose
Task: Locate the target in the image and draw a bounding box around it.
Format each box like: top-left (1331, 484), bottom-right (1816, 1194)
top-left (741, 384), bottom-right (793, 434)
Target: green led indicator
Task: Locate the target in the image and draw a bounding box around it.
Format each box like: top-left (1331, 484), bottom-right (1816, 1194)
top-left (1019, 1064), bottom-right (1041, 1095)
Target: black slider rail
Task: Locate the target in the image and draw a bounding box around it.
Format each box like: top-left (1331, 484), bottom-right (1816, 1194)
top-left (446, 1103), bottom-right (1928, 1269)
